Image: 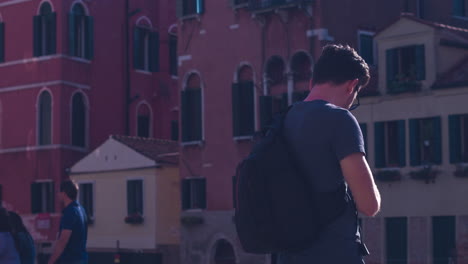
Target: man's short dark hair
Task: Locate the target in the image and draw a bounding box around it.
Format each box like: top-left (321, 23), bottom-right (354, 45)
top-left (312, 44), bottom-right (370, 88)
top-left (60, 180), bottom-right (79, 200)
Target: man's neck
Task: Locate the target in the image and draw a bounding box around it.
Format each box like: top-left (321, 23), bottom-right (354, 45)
top-left (63, 199), bottom-right (74, 208)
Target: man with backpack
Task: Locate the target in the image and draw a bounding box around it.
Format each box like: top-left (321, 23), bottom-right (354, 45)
top-left (235, 44), bottom-right (380, 263)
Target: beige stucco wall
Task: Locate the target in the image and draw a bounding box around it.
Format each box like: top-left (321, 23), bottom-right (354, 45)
top-left (71, 166), bottom-right (180, 250)
top-left (354, 86), bottom-right (468, 218)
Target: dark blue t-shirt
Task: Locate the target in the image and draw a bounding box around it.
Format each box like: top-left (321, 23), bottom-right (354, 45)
top-left (278, 100), bottom-right (366, 264)
top-left (58, 201), bottom-right (88, 262)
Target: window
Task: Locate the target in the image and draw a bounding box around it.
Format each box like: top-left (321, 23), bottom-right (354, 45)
top-left (375, 121), bottom-right (406, 168)
top-left (385, 217), bottom-right (407, 264)
top-left (417, 0), bottom-right (425, 18)
top-left (233, 0), bottom-right (249, 5)
top-left (409, 117), bottom-right (442, 166)
top-left (34, 2), bottom-right (56, 57)
top-left (453, 0), bottom-right (467, 17)
top-left (291, 52), bottom-right (312, 82)
top-left (386, 45), bottom-right (425, 94)
top-left (171, 120), bottom-right (179, 141)
top-left (31, 181), bottom-right (54, 214)
top-left (38, 91), bottom-right (52, 145)
top-left (232, 65), bottom-right (255, 137)
top-left (259, 93), bottom-right (287, 130)
top-left (134, 25), bottom-right (159, 72)
top-left (137, 104), bottom-right (151, 138)
top-left (358, 32), bottom-right (374, 65)
top-left (71, 93), bottom-right (86, 148)
top-left (182, 178), bottom-right (206, 210)
top-left (0, 22), bottom-right (4, 63)
top-left (449, 114), bottom-right (468, 163)
top-left (181, 74), bottom-right (202, 142)
top-left (360, 123), bottom-right (368, 155)
top-left (433, 216), bottom-right (456, 264)
top-left (127, 180), bottom-right (143, 215)
top-left (177, 0), bottom-right (205, 17)
top-left (79, 183), bottom-right (94, 219)
top-left (266, 56), bottom-right (285, 86)
top-left (69, 3), bottom-right (93, 59)
top-left (169, 35), bottom-right (177, 76)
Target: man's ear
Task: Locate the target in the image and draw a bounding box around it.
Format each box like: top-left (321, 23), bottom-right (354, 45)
top-left (345, 79), bottom-right (360, 94)
top-left (309, 79), bottom-right (314, 91)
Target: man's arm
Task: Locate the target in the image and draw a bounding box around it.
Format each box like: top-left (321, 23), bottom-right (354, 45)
top-left (340, 153), bottom-right (381, 216)
top-left (48, 229), bottom-right (72, 264)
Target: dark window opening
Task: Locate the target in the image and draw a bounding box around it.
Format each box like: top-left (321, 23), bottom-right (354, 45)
top-left (39, 91), bottom-right (52, 145)
top-left (31, 182), bottom-right (54, 214)
top-left (433, 216), bottom-right (456, 264)
top-left (386, 217), bottom-right (408, 264)
top-left (291, 52), bottom-right (312, 82)
top-left (127, 180), bottom-right (143, 215)
top-left (453, 0), bottom-right (467, 17)
top-left (0, 22), bottom-right (4, 63)
top-left (449, 114), bottom-right (468, 163)
top-left (359, 33), bottom-right (374, 65)
top-left (137, 104), bottom-right (151, 138)
top-left (134, 26), bottom-right (159, 72)
top-left (179, 0), bottom-right (204, 17)
top-left (34, 2), bottom-right (56, 57)
top-left (181, 74), bottom-right (202, 142)
top-left (409, 117), bottom-right (442, 166)
top-left (72, 93), bottom-right (86, 148)
top-left (182, 178), bottom-right (206, 210)
top-left (79, 183), bottom-right (94, 219)
top-left (232, 79), bottom-right (255, 137)
top-left (266, 56), bottom-right (285, 86)
top-left (214, 240), bottom-right (236, 264)
top-left (69, 3), bottom-right (93, 59)
top-left (171, 120), bottom-right (179, 141)
top-left (169, 35), bottom-right (178, 76)
top-left (375, 121), bottom-right (406, 168)
top-left (386, 45), bottom-right (425, 94)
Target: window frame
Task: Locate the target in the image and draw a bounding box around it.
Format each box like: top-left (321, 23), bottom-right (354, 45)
top-left (375, 120), bottom-right (406, 168)
top-left (78, 182), bottom-right (95, 220)
top-left (357, 30), bottom-right (375, 66)
top-left (70, 92), bottom-right (88, 149)
top-left (409, 117), bottom-right (442, 166)
top-left (182, 177), bottom-right (207, 211)
top-left (31, 181), bottom-right (55, 214)
top-left (126, 178), bottom-right (144, 216)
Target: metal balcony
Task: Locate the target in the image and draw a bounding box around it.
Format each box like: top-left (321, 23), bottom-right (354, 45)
top-left (248, 0), bottom-right (312, 12)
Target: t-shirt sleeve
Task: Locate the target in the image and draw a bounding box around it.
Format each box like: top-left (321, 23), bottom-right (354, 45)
top-left (61, 210), bottom-right (76, 230)
top-left (331, 110), bottom-right (366, 161)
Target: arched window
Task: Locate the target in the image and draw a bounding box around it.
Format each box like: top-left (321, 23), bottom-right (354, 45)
top-left (212, 240), bottom-right (236, 264)
top-left (181, 73), bottom-right (202, 142)
top-left (291, 52), bottom-right (312, 82)
top-left (71, 93), bottom-right (86, 147)
top-left (232, 65), bottom-right (254, 137)
top-left (33, 2), bottom-right (56, 57)
top-left (69, 3), bottom-right (93, 59)
top-left (137, 103), bottom-right (151, 138)
top-left (38, 91), bottom-right (52, 145)
top-left (0, 16), bottom-right (4, 63)
top-left (134, 19), bottom-right (159, 72)
top-left (265, 56), bottom-right (285, 86)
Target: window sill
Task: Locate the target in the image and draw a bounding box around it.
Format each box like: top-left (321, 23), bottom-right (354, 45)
top-left (65, 56), bottom-right (92, 64)
top-left (232, 3), bottom-right (249, 10)
top-left (452, 15), bottom-right (468, 21)
top-left (171, 75), bottom-right (179, 80)
top-left (181, 140), bottom-right (204, 147)
top-left (182, 208), bottom-right (205, 213)
top-left (135, 69), bottom-right (153, 75)
top-left (233, 135), bottom-right (254, 142)
top-left (179, 13), bottom-right (201, 21)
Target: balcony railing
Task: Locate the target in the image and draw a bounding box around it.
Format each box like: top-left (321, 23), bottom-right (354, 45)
top-left (249, 0), bottom-right (312, 12)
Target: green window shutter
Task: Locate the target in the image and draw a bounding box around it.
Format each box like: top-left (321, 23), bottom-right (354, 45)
top-left (232, 175), bottom-right (237, 209)
top-left (135, 180), bottom-right (143, 214)
top-left (360, 123), bottom-right (368, 155)
top-left (171, 120), bottom-right (179, 141)
top-left (410, 119), bottom-right (421, 166)
top-left (85, 16), bottom-right (94, 60)
top-left (232, 83), bottom-right (241, 137)
top-left (415, 45), bottom-right (425, 80)
top-left (398, 120), bottom-right (406, 167)
top-left (0, 23), bottom-right (5, 63)
top-left (241, 81), bottom-right (255, 136)
top-left (433, 216), bottom-right (456, 264)
top-left (39, 92), bottom-right (52, 145)
top-left (33, 16), bottom-right (42, 57)
top-left (31, 183), bottom-right (41, 214)
top-left (195, 179), bottom-right (206, 209)
top-left (46, 13), bottom-right (57, 55)
top-left (193, 89), bottom-right (203, 141)
top-left (149, 31), bottom-right (160, 72)
top-left (133, 27), bottom-right (143, 70)
top-left (281, 92), bottom-right (288, 112)
top-left (433, 117), bottom-right (442, 164)
top-left (176, 0), bottom-right (184, 17)
top-left (453, 0), bottom-right (464, 16)
top-left (181, 179), bottom-right (190, 210)
top-left (127, 181), bottom-right (136, 215)
top-left (68, 13), bottom-right (76, 56)
top-left (46, 182), bottom-right (54, 213)
top-left (386, 48), bottom-right (398, 90)
top-left (169, 35), bottom-right (177, 76)
top-left (449, 115), bottom-right (462, 163)
top-left (181, 90), bottom-right (190, 142)
top-left (386, 217), bottom-right (408, 264)
top-left (259, 96), bottom-right (273, 130)
top-left (197, 0), bottom-right (205, 14)
top-left (360, 34), bottom-right (374, 65)
top-left (374, 122), bottom-right (386, 168)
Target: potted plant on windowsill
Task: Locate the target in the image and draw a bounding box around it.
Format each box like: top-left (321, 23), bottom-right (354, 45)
top-left (387, 71), bottom-right (422, 94)
top-left (454, 163), bottom-right (468, 178)
top-left (124, 212), bottom-right (144, 225)
top-left (375, 168), bottom-right (402, 182)
top-left (409, 165), bottom-right (439, 183)
top-left (180, 215), bottom-right (204, 226)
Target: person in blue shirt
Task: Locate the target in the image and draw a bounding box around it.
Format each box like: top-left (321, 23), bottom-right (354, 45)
top-left (8, 211), bottom-right (36, 264)
top-left (0, 208), bottom-right (20, 264)
top-left (48, 180), bottom-right (88, 264)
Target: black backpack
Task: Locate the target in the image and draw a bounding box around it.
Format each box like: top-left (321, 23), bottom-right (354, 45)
top-left (234, 107), bottom-right (347, 254)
